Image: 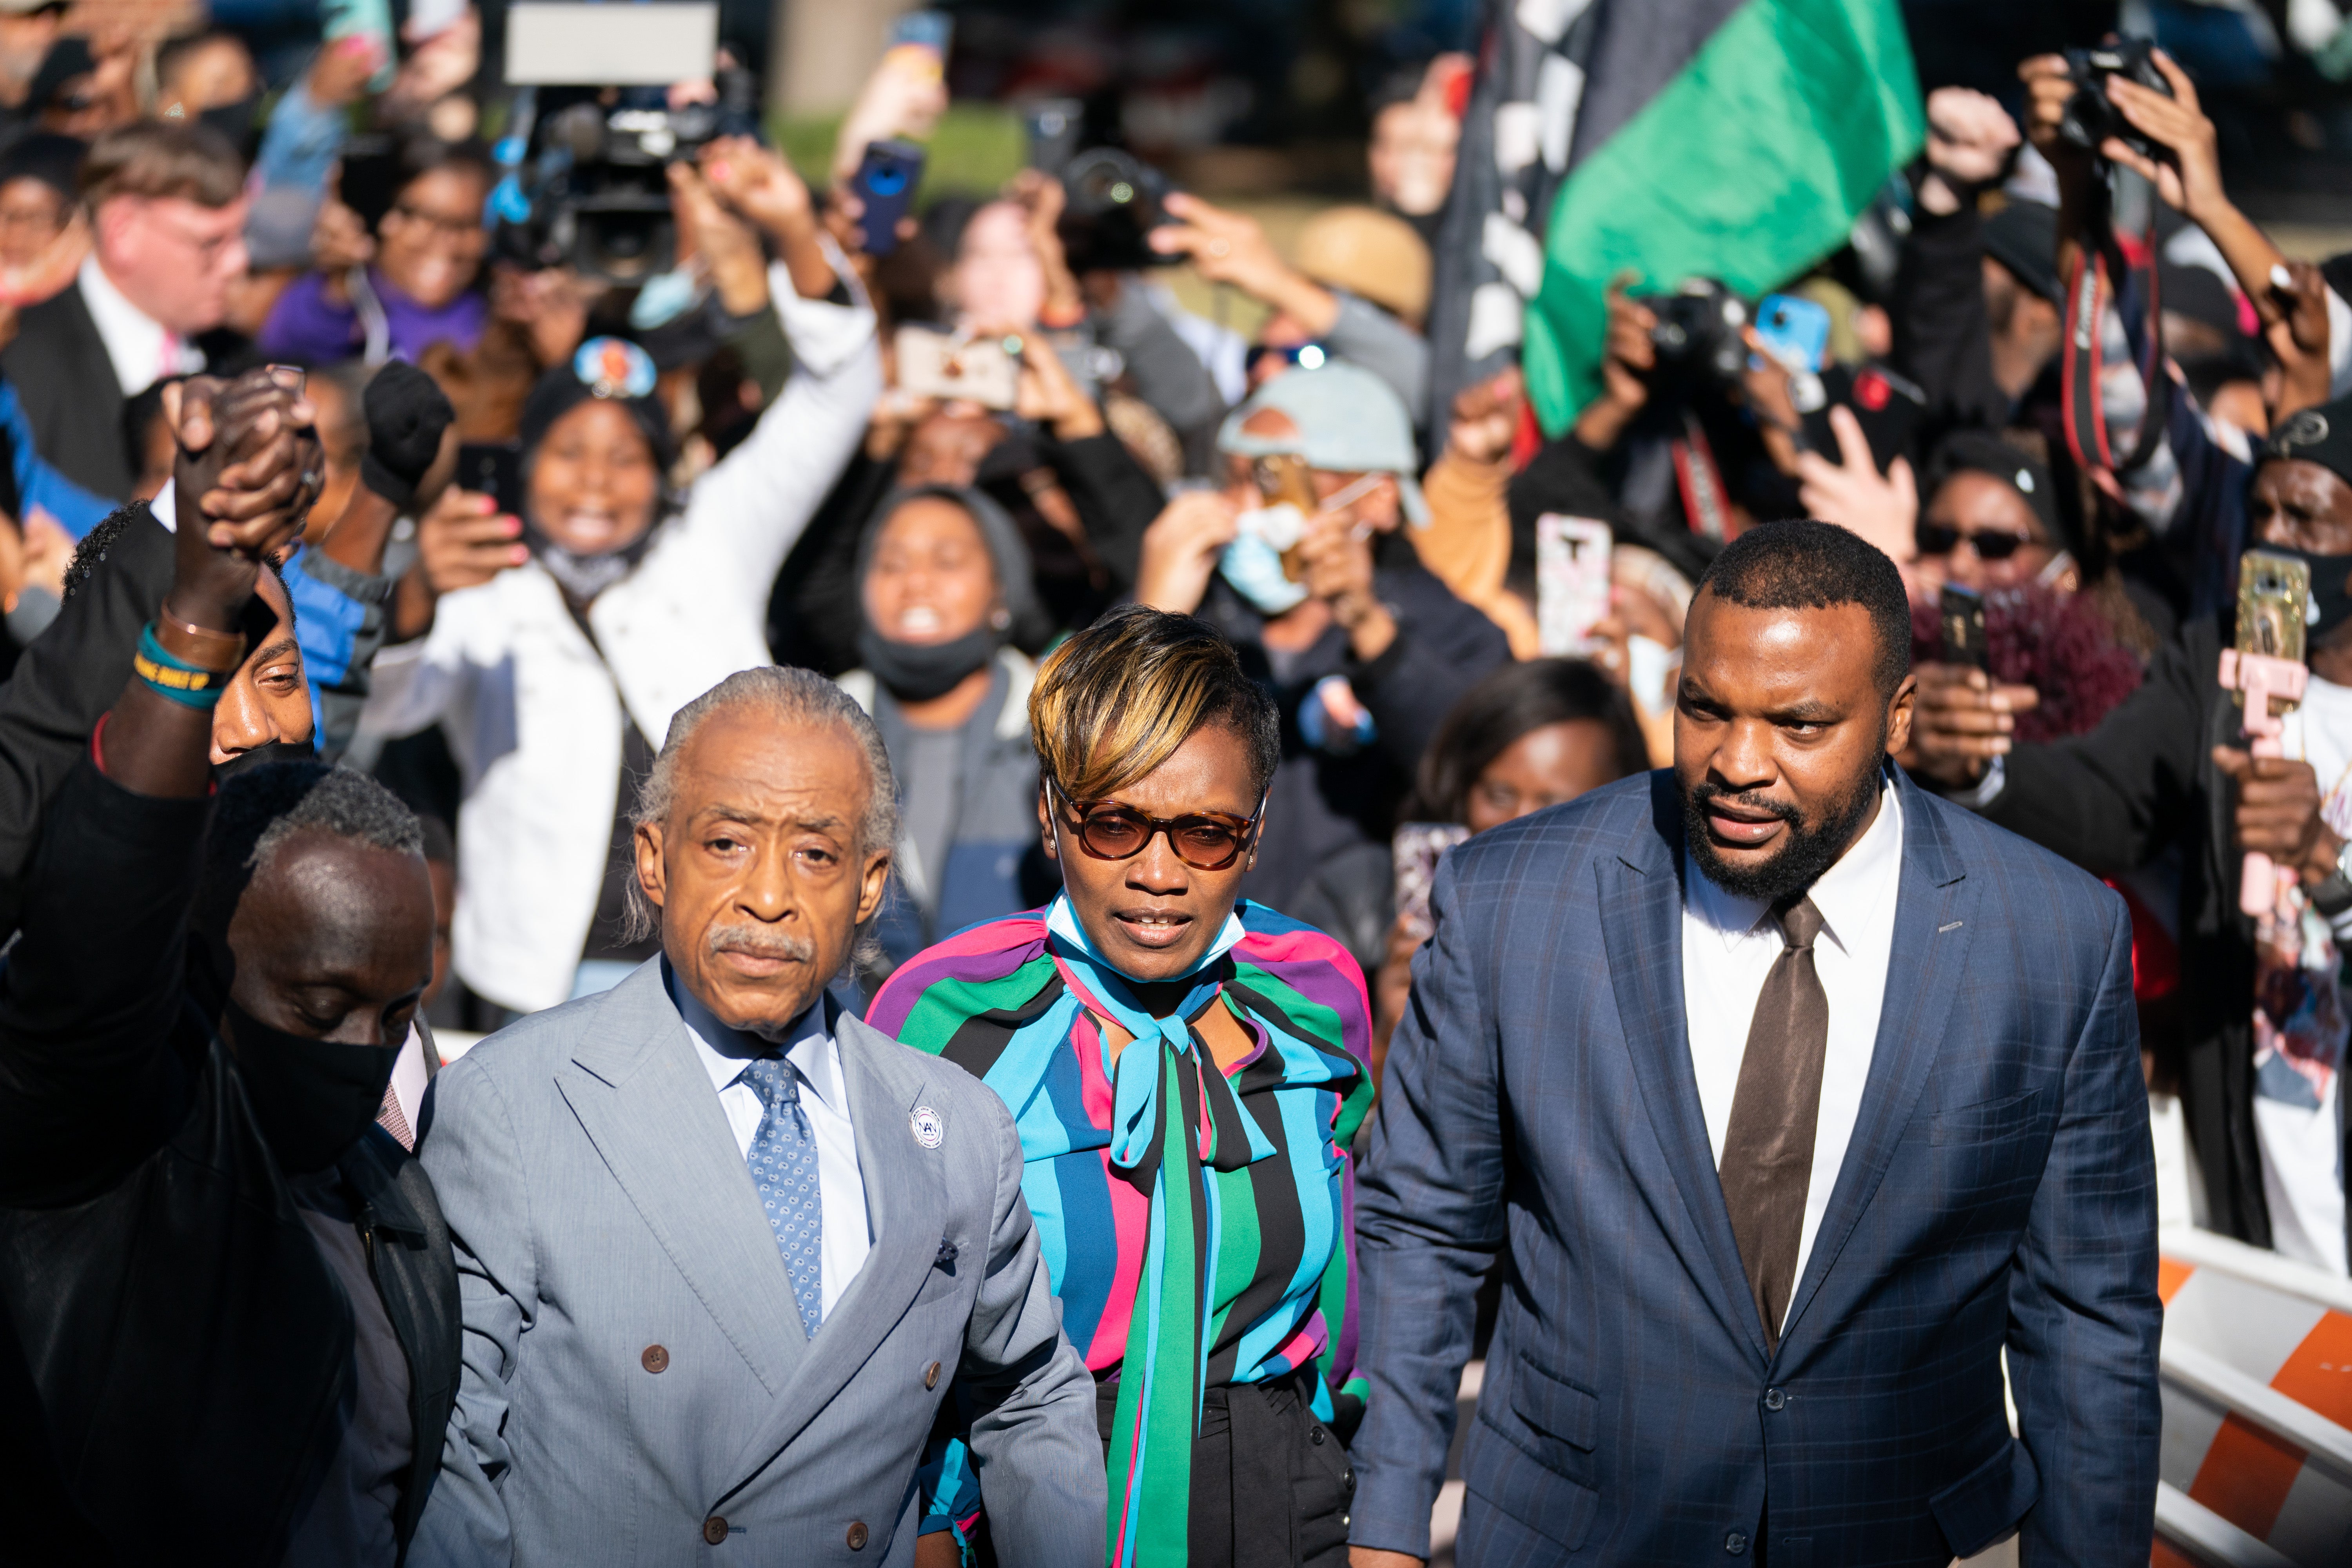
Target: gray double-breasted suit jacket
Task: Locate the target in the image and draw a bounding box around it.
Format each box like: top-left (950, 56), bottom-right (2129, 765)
top-left (410, 960), bottom-right (1104, 1566)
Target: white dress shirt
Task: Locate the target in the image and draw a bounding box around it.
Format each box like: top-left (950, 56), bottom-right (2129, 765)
top-left (1681, 779), bottom-right (1905, 1326)
top-left (675, 980), bottom-right (873, 1318)
top-left (78, 254), bottom-right (204, 397)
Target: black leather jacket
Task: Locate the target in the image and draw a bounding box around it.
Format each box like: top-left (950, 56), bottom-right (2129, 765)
top-left (0, 757), bottom-right (459, 1565)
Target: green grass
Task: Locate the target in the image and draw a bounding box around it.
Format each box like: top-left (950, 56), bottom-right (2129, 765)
top-left (773, 103), bottom-right (1027, 200)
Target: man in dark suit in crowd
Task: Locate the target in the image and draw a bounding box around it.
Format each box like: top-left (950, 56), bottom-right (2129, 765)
top-left (0, 370), bottom-right (461, 1566)
top-left (0, 118), bottom-right (249, 499)
top-left (1349, 519), bottom-right (2161, 1565)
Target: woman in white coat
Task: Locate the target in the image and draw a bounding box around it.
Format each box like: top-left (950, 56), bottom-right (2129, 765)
top-left (363, 144), bottom-right (880, 1016)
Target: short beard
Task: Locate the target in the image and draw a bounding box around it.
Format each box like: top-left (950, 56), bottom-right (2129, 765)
top-left (704, 923), bottom-right (818, 1040)
top-left (1682, 754), bottom-right (1885, 906)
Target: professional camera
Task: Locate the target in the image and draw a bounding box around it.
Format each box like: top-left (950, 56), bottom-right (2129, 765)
top-left (1054, 147), bottom-right (1176, 273)
top-left (1635, 279), bottom-right (1749, 388)
top-left (493, 0), bottom-right (757, 285)
top-left (2058, 37), bottom-right (2172, 163)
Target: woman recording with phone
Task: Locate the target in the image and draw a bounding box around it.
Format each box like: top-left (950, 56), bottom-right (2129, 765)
top-left (869, 605), bottom-right (1372, 1568)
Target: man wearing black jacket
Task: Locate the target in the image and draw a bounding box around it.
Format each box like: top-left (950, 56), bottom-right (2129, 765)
top-left (1912, 394), bottom-right (2352, 1278)
top-left (0, 370), bottom-right (460, 1564)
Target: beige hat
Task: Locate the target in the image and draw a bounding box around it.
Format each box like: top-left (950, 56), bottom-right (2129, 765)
top-left (1292, 205), bottom-right (1432, 328)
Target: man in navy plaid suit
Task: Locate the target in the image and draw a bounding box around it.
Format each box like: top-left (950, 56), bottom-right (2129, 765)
top-left (1349, 521), bottom-right (2161, 1566)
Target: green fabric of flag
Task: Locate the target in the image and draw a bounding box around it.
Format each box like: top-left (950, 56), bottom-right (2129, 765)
top-left (1523, 0), bottom-right (1924, 434)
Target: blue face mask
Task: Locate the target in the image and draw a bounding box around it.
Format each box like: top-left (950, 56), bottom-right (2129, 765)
top-left (1218, 504), bottom-right (1310, 614)
top-left (629, 268), bottom-right (702, 330)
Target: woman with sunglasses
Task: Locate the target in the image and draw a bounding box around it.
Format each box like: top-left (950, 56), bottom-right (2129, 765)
top-left (871, 604), bottom-right (1372, 1568)
top-left (1911, 430), bottom-right (2080, 596)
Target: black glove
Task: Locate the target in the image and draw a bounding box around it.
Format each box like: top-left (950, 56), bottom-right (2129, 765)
top-left (358, 361), bottom-right (456, 512)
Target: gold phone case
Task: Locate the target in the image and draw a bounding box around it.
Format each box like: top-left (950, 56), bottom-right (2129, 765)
top-left (2235, 550), bottom-right (2311, 710)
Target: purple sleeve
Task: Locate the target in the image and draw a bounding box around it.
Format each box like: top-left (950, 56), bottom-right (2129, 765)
top-left (254, 271), bottom-right (364, 364)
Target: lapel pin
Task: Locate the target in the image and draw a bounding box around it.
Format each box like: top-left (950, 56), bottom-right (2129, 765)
top-left (911, 1105), bottom-right (944, 1149)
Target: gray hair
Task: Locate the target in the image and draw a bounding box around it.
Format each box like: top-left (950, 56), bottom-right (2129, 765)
top-left (621, 666), bottom-right (899, 945)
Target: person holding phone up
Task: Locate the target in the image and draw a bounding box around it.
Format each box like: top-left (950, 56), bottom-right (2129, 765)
top-left (358, 136), bottom-right (882, 1021)
top-left (1911, 394), bottom-right (2352, 1283)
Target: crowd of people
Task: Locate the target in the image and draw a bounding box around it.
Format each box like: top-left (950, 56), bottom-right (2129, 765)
top-left (0, 1), bottom-right (2341, 1564)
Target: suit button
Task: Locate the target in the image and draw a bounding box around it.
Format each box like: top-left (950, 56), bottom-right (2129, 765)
top-left (1725, 1530), bottom-right (1748, 1555)
top-left (924, 1360), bottom-right (941, 1390)
top-left (1343, 1467), bottom-right (1356, 1490)
top-left (643, 1344), bottom-right (670, 1374)
top-left (1309, 1425), bottom-right (1326, 1445)
top-left (847, 1521), bottom-right (869, 1550)
top-left (1762, 1387), bottom-right (1785, 1411)
top-left (702, 1516), bottom-right (728, 1545)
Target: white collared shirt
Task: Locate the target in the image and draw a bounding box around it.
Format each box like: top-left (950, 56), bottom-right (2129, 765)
top-left (675, 981), bottom-right (872, 1318)
top-left (1680, 779), bottom-right (1905, 1325)
top-left (78, 254), bottom-right (205, 397)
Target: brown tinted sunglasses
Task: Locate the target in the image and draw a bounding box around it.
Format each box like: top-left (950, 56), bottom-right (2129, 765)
top-left (1049, 779), bottom-right (1268, 871)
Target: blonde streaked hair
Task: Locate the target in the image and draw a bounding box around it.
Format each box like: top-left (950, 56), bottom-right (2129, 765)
top-left (1029, 605), bottom-right (1279, 802)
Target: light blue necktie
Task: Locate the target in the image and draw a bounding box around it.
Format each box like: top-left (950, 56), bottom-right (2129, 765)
top-left (740, 1057), bottom-right (825, 1336)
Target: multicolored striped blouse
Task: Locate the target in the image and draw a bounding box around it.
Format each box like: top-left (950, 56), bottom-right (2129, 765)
top-left (867, 894), bottom-right (1373, 1568)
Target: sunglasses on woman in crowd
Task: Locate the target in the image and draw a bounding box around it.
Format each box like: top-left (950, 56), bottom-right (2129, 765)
top-left (1049, 780), bottom-right (1269, 871)
top-left (1913, 520), bottom-right (2038, 561)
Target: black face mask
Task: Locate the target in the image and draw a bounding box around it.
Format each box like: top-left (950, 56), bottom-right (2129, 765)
top-left (857, 623), bottom-right (1000, 703)
top-left (223, 999), bottom-right (399, 1175)
top-left (214, 739), bottom-right (319, 782)
top-left (2260, 546), bottom-right (2352, 652)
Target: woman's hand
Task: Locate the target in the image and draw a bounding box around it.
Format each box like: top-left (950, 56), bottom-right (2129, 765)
top-left (1135, 490), bottom-right (1241, 615)
top-left (391, 486), bottom-right (528, 642)
top-left (1296, 508), bottom-right (1397, 660)
top-left (492, 265), bottom-right (595, 368)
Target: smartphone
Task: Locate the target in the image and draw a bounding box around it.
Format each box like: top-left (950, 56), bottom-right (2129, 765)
top-left (1537, 514), bottom-right (1613, 657)
top-left (852, 138), bottom-right (926, 257)
top-left (1024, 97), bottom-right (1085, 175)
top-left (1753, 293), bottom-right (1831, 375)
top-left (1393, 823), bottom-right (1473, 945)
top-left (2236, 551), bottom-right (2311, 710)
top-left (1800, 363), bottom-right (1924, 473)
top-left (888, 10), bottom-right (954, 55)
top-left (456, 441), bottom-right (523, 518)
top-left (1938, 584), bottom-right (1987, 671)
top-left (895, 325), bottom-right (1021, 410)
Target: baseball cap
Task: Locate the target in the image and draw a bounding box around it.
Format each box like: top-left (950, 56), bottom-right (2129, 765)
top-left (1217, 360), bottom-right (1428, 525)
top-left (1980, 199), bottom-right (2062, 306)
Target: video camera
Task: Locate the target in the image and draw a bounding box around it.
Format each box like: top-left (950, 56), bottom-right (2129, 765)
top-left (2058, 37), bottom-right (2173, 164)
top-left (1023, 102), bottom-right (1178, 274)
top-left (494, 1), bottom-right (757, 285)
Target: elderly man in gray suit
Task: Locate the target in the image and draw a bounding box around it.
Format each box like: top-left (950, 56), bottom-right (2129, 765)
top-left (412, 666), bottom-right (1103, 1565)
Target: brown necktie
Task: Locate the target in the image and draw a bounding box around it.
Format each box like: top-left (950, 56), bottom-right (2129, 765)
top-left (1719, 896), bottom-right (1829, 1354)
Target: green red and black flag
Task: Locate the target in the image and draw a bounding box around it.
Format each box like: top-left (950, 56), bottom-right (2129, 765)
top-left (1426, 0), bottom-right (1925, 434)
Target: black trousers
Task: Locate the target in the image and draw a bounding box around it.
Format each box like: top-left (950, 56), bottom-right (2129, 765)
top-left (1095, 1368), bottom-right (1357, 1568)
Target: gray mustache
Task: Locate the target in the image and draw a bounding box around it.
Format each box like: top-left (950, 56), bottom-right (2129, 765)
top-left (704, 924), bottom-right (815, 964)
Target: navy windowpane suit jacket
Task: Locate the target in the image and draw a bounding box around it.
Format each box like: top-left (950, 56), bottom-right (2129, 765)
top-left (1349, 768), bottom-right (2161, 1566)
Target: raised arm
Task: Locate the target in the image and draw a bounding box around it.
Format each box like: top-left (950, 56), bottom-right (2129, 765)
top-left (0, 371), bottom-right (317, 1203)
